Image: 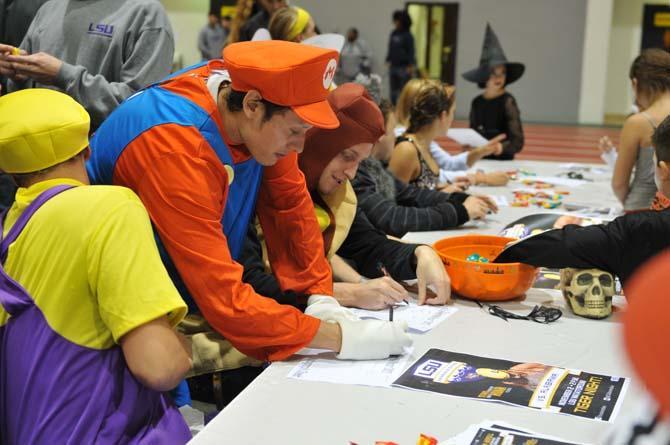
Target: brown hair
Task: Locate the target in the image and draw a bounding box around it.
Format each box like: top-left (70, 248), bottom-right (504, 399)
top-left (406, 79), bottom-right (455, 133)
top-left (629, 49), bottom-right (670, 103)
top-left (269, 6), bottom-right (305, 41)
top-left (395, 78), bottom-right (422, 127)
top-left (11, 150), bottom-right (86, 188)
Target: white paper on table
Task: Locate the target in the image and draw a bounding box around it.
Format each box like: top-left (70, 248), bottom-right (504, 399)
top-left (559, 163), bottom-right (591, 171)
top-left (526, 175), bottom-right (588, 188)
top-left (287, 351), bottom-right (416, 387)
top-left (558, 164), bottom-right (609, 176)
top-left (488, 195), bottom-right (509, 207)
top-left (349, 300), bottom-right (458, 333)
top-left (447, 128), bottom-right (489, 147)
top-left (563, 202), bottom-right (620, 219)
top-left (441, 420), bottom-right (591, 445)
top-left (601, 150), bottom-right (617, 169)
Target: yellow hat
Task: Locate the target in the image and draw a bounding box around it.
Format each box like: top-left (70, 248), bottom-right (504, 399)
top-left (0, 89), bottom-right (90, 174)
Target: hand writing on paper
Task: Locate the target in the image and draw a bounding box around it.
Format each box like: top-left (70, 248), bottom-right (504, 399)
top-left (354, 277), bottom-right (409, 310)
top-left (333, 277), bottom-right (410, 311)
top-left (414, 246), bottom-right (451, 305)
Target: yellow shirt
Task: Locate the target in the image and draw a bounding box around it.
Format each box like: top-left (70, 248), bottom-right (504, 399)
top-left (0, 178), bottom-right (187, 349)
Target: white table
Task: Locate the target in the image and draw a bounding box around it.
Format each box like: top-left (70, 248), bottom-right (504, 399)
top-left (190, 160), bottom-right (642, 445)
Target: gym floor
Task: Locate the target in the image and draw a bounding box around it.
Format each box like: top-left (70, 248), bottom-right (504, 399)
top-left (437, 121), bottom-right (621, 164)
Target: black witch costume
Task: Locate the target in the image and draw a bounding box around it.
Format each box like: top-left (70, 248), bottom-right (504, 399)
top-left (494, 209), bottom-right (670, 288)
top-left (463, 24), bottom-right (525, 160)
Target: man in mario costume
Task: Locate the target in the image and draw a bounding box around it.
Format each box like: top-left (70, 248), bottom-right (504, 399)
top-left (87, 40), bottom-right (412, 389)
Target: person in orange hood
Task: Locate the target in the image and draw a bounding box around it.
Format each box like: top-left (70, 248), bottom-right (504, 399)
top-left (87, 41), bottom-right (412, 389)
top-left (242, 83), bottom-right (451, 310)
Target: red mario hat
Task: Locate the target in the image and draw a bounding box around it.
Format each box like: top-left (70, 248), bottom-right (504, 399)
top-left (223, 40), bottom-right (340, 129)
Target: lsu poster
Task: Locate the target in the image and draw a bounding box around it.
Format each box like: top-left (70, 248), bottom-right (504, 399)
top-left (393, 349), bottom-right (628, 422)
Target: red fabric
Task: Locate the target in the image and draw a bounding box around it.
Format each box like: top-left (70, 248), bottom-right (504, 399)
top-left (223, 41), bottom-right (340, 128)
top-left (624, 250), bottom-right (670, 415)
top-left (299, 83), bottom-right (385, 191)
top-left (112, 67), bottom-right (331, 361)
top-left (297, 83), bottom-right (385, 252)
top-left (258, 152), bottom-right (333, 294)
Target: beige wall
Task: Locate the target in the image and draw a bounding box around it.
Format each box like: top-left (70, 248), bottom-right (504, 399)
top-left (299, 0), bottom-right (587, 124)
top-left (578, 0), bottom-right (613, 125)
top-left (604, 0), bottom-right (667, 117)
top-left (157, 0), bottom-right (644, 124)
top-left (160, 0), bottom-right (209, 68)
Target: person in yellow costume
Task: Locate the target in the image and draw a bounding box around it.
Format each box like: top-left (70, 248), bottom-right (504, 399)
top-left (0, 89), bottom-right (192, 444)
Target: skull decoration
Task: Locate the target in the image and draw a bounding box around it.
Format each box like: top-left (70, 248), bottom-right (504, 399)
top-left (560, 268), bottom-right (615, 319)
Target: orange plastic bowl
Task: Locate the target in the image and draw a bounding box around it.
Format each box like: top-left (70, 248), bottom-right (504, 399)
top-left (433, 234), bottom-right (537, 301)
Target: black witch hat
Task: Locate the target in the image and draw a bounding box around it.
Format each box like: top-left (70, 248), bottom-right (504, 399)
top-left (462, 23), bottom-right (525, 87)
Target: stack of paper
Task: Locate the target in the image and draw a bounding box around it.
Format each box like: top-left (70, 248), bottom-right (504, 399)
top-left (442, 420), bottom-right (590, 445)
top-left (349, 300), bottom-right (458, 333)
top-left (393, 349), bottom-right (629, 422)
top-left (527, 176), bottom-right (588, 188)
top-left (287, 352), bottom-right (416, 388)
top-left (447, 129), bottom-right (489, 147)
top-left (488, 195), bottom-right (509, 207)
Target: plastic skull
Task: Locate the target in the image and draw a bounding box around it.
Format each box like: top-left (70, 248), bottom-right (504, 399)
top-left (560, 268), bottom-right (614, 319)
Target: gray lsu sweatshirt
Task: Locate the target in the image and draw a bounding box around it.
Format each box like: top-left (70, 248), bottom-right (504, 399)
top-left (8, 0), bottom-right (174, 130)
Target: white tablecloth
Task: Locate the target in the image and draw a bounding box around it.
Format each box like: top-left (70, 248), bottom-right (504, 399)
top-left (190, 160), bottom-right (642, 445)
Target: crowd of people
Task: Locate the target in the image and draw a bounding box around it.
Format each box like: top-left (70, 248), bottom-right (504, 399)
top-left (0, 0), bottom-right (669, 443)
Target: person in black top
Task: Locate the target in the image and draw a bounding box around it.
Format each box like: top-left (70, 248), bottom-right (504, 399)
top-left (495, 209), bottom-right (670, 288)
top-left (463, 23), bottom-right (525, 160)
top-left (238, 0), bottom-right (287, 42)
top-left (353, 99), bottom-right (497, 237)
top-left (386, 10), bottom-right (415, 105)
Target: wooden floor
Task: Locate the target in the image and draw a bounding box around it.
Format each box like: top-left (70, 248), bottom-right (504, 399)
top-left (436, 121), bottom-right (621, 163)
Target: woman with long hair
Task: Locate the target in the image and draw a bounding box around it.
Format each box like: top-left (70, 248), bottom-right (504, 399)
top-left (610, 49), bottom-right (670, 211)
top-left (395, 79), bottom-right (508, 187)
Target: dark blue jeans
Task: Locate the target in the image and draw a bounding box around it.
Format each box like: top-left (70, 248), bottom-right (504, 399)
top-left (389, 65), bottom-right (411, 105)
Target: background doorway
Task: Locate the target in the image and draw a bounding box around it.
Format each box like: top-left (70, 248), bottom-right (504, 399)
top-left (407, 2), bottom-right (459, 84)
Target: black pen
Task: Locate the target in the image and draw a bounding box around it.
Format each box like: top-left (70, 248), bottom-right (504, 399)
top-left (377, 262), bottom-right (395, 321)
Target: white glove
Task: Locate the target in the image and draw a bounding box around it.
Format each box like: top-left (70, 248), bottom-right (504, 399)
top-left (336, 318), bottom-right (413, 360)
top-left (304, 295), bottom-right (360, 323)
